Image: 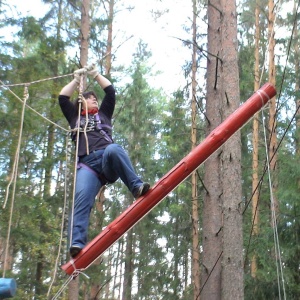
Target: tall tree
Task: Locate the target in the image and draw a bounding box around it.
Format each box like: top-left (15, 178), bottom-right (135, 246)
top-left (202, 0), bottom-right (223, 297)
top-left (251, 0), bottom-right (261, 279)
top-left (190, 0), bottom-right (201, 299)
top-left (267, 0), bottom-right (278, 217)
top-left (203, 0), bottom-right (243, 299)
top-left (220, 0), bottom-right (243, 297)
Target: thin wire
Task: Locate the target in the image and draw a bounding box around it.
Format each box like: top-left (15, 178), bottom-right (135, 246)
top-left (261, 107), bottom-right (286, 300)
top-left (243, 3), bottom-right (300, 297)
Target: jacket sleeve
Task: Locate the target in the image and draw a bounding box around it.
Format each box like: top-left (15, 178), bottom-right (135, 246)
top-left (58, 95), bottom-right (78, 125)
top-left (99, 85), bottom-right (116, 119)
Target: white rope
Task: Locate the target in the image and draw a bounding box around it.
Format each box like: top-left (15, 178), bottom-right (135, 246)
top-left (0, 80), bottom-right (69, 132)
top-left (260, 95), bottom-right (286, 300)
top-left (46, 134), bottom-right (72, 298)
top-left (50, 269), bottom-right (90, 300)
top-left (2, 85), bottom-right (29, 278)
top-left (69, 73), bottom-right (86, 249)
top-left (255, 1), bottom-right (287, 298)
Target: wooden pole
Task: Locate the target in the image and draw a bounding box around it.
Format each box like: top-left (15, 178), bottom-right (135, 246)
top-left (62, 83), bottom-right (276, 275)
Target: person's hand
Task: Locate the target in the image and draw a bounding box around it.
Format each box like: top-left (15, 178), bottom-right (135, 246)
top-left (74, 68), bottom-right (86, 83)
top-left (86, 63), bottom-right (99, 79)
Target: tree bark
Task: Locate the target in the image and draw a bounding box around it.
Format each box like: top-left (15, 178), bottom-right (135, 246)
top-left (191, 1), bottom-right (201, 300)
top-left (105, 0), bottom-right (114, 75)
top-left (69, 1), bottom-right (91, 299)
top-left (80, 0), bottom-right (90, 69)
top-left (203, 0), bottom-right (243, 299)
top-left (122, 230), bottom-right (133, 300)
top-left (202, 0), bottom-right (223, 298)
top-left (268, 0), bottom-right (278, 221)
top-left (220, 0), bottom-right (243, 298)
top-left (251, 0), bottom-right (261, 278)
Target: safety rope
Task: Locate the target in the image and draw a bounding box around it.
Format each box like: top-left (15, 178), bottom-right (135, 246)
top-left (261, 100), bottom-right (286, 300)
top-left (50, 269), bottom-right (90, 300)
top-left (2, 85), bottom-right (29, 278)
top-left (46, 134), bottom-right (72, 298)
top-left (0, 79), bottom-right (69, 133)
top-left (69, 73), bottom-right (85, 250)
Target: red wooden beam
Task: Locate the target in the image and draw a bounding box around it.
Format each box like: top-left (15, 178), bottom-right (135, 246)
top-left (62, 83), bottom-right (276, 275)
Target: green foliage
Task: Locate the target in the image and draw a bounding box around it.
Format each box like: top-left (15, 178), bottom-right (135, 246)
top-left (1, 0), bottom-right (300, 299)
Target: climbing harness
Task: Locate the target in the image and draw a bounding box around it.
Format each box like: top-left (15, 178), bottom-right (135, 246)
top-left (71, 113), bottom-right (113, 143)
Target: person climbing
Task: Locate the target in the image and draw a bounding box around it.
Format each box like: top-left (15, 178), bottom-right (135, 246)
top-left (58, 64), bottom-right (150, 258)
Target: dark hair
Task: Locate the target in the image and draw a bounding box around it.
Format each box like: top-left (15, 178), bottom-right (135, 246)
top-left (74, 91), bottom-right (98, 109)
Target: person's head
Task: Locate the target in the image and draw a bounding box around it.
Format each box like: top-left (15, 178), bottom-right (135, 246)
top-left (75, 91), bottom-right (98, 111)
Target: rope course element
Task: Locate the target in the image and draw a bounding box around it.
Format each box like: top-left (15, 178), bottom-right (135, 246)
top-left (2, 85), bottom-right (29, 281)
top-left (46, 135), bottom-right (72, 298)
top-left (61, 83), bottom-right (276, 276)
top-left (69, 70), bottom-right (87, 251)
top-left (0, 61), bottom-right (105, 298)
top-left (0, 79), bottom-right (69, 132)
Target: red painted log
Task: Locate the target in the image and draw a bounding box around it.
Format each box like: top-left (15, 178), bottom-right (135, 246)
top-left (62, 83), bottom-right (276, 275)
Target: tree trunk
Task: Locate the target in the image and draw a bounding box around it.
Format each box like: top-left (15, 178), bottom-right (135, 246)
top-left (268, 0), bottom-right (278, 220)
top-left (105, 0), bottom-right (114, 75)
top-left (122, 230), bottom-right (133, 300)
top-left (251, 0), bottom-right (261, 278)
top-left (69, 1), bottom-right (91, 299)
top-left (294, 0), bottom-right (300, 156)
top-left (203, 0), bottom-right (243, 299)
top-left (202, 0), bottom-right (223, 298)
top-left (80, 0), bottom-right (90, 69)
top-left (220, 0), bottom-right (243, 298)
top-left (191, 0), bottom-right (200, 299)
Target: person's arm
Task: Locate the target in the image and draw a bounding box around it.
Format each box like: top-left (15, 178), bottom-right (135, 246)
top-left (59, 79), bottom-right (79, 97)
top-left (94, 74), bottom-right (112, 89)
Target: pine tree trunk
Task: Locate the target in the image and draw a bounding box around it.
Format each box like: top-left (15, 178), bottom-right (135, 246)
top-left (251, 0), bottom-right (261, 278)
top-left (69, 1), bottom-right (91, 299)
top-left (191, 1), bottom-right (201, 299)
top-left (203, 0), bottom-right (243, 298)
top-left (122, 230), bottom-right (133, 300)
top-left (294, 0), bottom-right (300, 156)
top-left (105, 0), bottom-right (114, 75)
top-left (80, 0), bottom-right (90, 69)
top-left (268, 0), bottom-right (278, 220)
top-left (202, 0), bottom-right (223, 298)
top-left (220, 0), bottom-right (243, 298)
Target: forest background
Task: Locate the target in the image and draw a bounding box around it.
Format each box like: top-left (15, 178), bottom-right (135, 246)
top-left (0, 0), bottom-right (299, 299)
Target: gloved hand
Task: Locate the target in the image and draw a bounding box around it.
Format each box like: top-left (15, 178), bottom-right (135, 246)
top-left (86, 63), bottom-right (99, 79)
top-left (74, 67), bottom-right (86, 83)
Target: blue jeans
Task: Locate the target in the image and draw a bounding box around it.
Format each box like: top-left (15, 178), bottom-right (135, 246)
top-left (70, 143), bottom-right (144, 249)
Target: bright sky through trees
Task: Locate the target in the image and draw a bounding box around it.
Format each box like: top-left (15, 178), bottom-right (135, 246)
top-left (9, 0), bottom-right (194, 94)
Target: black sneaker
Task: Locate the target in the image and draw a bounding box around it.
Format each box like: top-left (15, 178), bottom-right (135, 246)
top-left (134, 182), bottom-right (150, 199)
top-left (70, 246), bottom-right (82, 258)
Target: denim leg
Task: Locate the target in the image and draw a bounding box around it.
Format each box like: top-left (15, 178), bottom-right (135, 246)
top-left (102, 144), bottom-right (143, 195)
top-left (70, 166), bottom-right (102, 248)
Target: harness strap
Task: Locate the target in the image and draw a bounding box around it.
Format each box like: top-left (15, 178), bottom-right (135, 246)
top-left (78, 162), bottom-right (108, 185)
top-left (94, 114), bottom-right (113, 142)
top-left (71, 114), bottom-right (113, 143)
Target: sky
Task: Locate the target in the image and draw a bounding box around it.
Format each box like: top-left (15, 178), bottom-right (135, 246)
top-left (8, 0), bottom-right (194, 95)
top-left (113, 0), bottom-right (192, 93)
